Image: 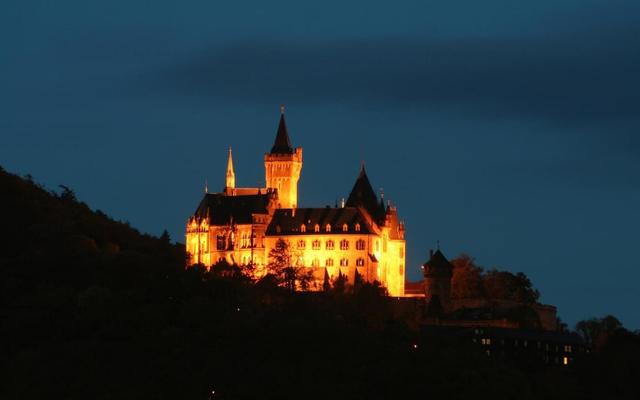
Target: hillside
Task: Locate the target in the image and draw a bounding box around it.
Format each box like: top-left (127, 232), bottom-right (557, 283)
top-left (1, 166), bottom-right (638, 400)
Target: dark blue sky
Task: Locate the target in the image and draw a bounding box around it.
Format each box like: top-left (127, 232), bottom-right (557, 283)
top-left (2, 0), bottom-right (639, 329)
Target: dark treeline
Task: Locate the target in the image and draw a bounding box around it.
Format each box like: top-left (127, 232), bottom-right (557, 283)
top-left (1, 167), bottom-right (639, 399)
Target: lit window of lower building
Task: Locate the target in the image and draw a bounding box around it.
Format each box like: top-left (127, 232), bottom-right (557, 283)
top-left (340, 258), bottom-right (348, 266)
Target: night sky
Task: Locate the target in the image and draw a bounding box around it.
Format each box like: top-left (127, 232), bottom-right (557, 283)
top-left (2, 0), bottom-right (639, 329)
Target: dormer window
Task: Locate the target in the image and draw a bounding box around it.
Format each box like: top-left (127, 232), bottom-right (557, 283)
top-left (342, 223), bottom-right (348, 232)
top-left (276, 225), bottom-right (281, 233)
top-left (325, 224), bottom-right (331, 232)
top-left (355, 223), bottom-right (361, 232)
top-left (301, 224), bottom-right (306, 233)
top-left (314, 224), bottom-right (320, 233)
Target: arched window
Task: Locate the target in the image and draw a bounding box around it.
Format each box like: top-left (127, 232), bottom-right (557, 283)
top-left (356, 239), bottom-right (366, 250)
top-left (326, 240), bottom-right (335, 250)
top-left (325, 224), bottom-right (331, 232)
top-left (314, 224), bottom-right (320, 233)
top-left (356, 258), bottom-right (365, 266)
top-left (355, 223), bottom-right (361, 232)
top-left (312, 240), bottom-right (321, 250)
top-left (326, 258), bottom-right (334, 267)
top-left (298, 240), bottom-right (306, 249)
top-left (340, 258), bottom-right (349, 267)
top-left (342, 223), bottom-right (348, 232)
top-left (216, 235), bottom-right (225, 250)
top-left (340, 239), bottom-right (349, 250)
top-left (300, 224), bottom-right (306, 233)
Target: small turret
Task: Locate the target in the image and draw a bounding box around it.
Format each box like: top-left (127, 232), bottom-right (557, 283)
top-left (225, 147), bottom-right (236, 190)
top-left (422, 249), bottom-right (454, 312)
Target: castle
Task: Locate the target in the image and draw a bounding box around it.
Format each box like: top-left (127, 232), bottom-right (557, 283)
top-left (185, 109), bottom-right (406, 296)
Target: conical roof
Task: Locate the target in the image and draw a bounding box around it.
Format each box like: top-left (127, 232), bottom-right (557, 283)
top-left (345, 165), bottom-right (384, 220)
top-left (270, 113), bottom-right (294, 154)
top-left (423, 250), bottom-right (453, 276)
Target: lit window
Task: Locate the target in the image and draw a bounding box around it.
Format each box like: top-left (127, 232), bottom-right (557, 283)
top-left (399, 264), bottom-right (404, 275)
top-left (342, 223), bottom-right (348, 232)
top-left (355, 223), bottom-right (361, 232)
top-left (563, 357), bottom-right (569, 365)
top-left (326, 258), bottom-right (334, 267)
top-left (356, 239), bottom-right (366, 250)
top-left (216, 235), bottom-right (225, 250)
top-left (276, 225), bottom-right (281, 233)
top-left (340, 258), bottom-right (349, 266)
top-left (356, 258), bottom-right (365, 266)
top-left (326, 240), bottom-right (335, 250)
top-left (300, 224), bottom-right (306, 233)
top-left (298, 240), bottom-right (306, 249)
top-left (340, 239), bottom-right (349, 250)
top-left (314, 224), bottom-right (320, 233)
top-left (312, 240), bottom-right (321, 250)
top-left (325, 224), bottom-right (331, 232)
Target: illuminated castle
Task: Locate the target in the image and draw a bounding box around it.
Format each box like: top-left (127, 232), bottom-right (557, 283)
top-left (185, 109), bottom-right (406, 296)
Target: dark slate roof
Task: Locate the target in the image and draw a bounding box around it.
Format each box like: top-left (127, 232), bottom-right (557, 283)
top-left (345, 165), bottom-right (385, 221)
top-left (270, 113), bottom-right (294, 154)
top-left (423, 250), bottom-right (454, 274)
top-left (193, 193), bottom-right (271, 225)
top-left (266, 207), bottom-right (373, 235)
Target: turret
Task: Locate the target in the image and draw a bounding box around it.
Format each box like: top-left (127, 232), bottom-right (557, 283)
top-left (264, 106), bottom-right (303, 209)
top-left (422, 249), bottom-right (453, 313)
top-left (225, 147), bottom-right (235, 190)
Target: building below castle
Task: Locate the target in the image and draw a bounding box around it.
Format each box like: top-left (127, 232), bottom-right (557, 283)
top-left (185, 110), bottom-right (406, 296)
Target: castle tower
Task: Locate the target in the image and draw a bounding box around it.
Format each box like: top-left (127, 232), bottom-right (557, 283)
top-left (225, 147), bottom-right (235, 190)
top-left (264, 107), bottom-right (303, 208)
top-left (423, 249), bottom-right (453, 313)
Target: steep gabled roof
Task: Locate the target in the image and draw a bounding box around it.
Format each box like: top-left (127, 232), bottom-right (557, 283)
top-left (266, 207), bottom-right (373, 235)
top-left (270, 113), bottom-right (294, 154)
top-left (345, 165), bottom-right (384, 221)
top-left (193, 193), bottom-right (271, 225)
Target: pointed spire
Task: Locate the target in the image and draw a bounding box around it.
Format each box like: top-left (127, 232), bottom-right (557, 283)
top-left (346, 165), bottom-right (380, 215)
top-left (204, 178), bottom-right (208, 193)
top-left (225, 147), bottom-right (235, 189)
top-left (270, 106), bottom-right (294, 154)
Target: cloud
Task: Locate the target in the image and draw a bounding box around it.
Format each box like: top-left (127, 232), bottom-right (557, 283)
top-left (139, 22), bottom-right (640, 128)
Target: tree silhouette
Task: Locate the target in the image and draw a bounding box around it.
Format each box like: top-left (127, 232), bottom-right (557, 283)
top-left (266, 238), bottom-right (312, 292)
